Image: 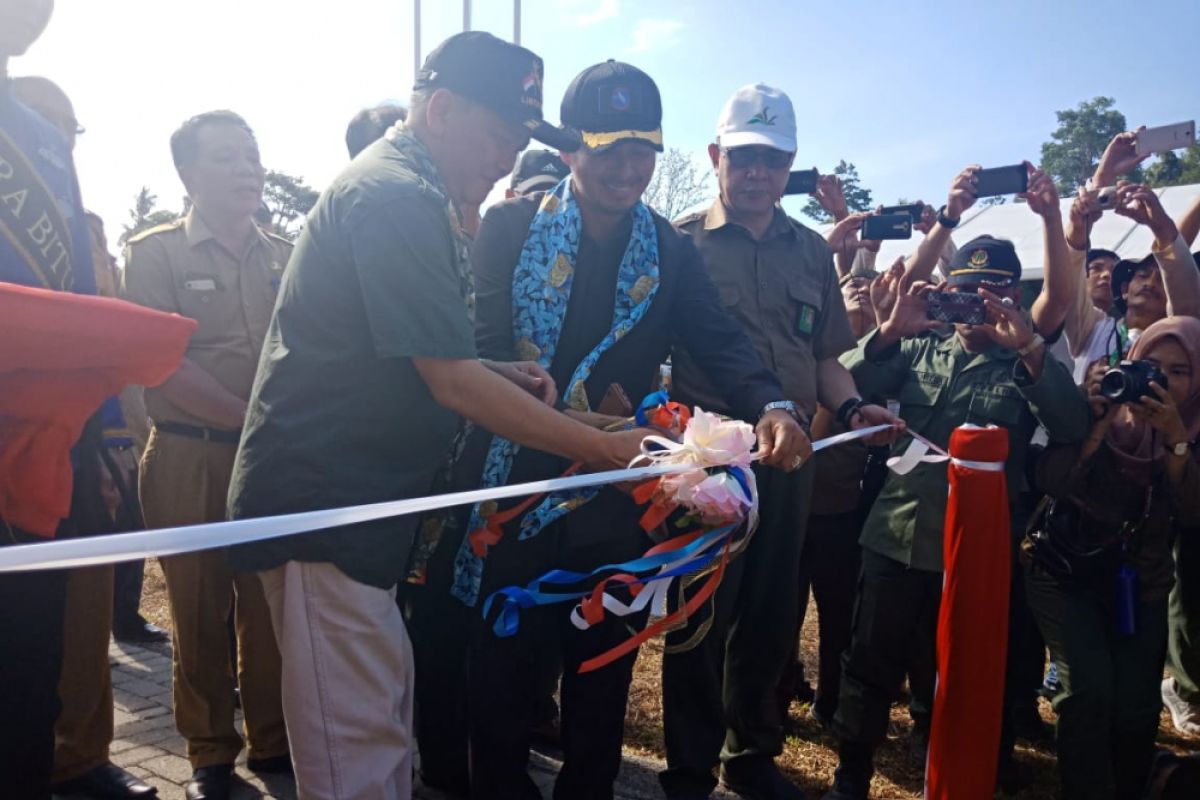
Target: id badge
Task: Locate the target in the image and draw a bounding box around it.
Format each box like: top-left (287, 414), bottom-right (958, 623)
top-left (795, 303), bottom-right (817, 337)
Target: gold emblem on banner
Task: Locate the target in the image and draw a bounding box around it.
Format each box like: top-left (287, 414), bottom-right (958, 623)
top-left (516, 338), bottom-right (541, 361)
top-left (549, 254), bottom-right (573, 287)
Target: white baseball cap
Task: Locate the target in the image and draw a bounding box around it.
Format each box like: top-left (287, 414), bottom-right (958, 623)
top-left (715, 83), bottom-right (797, 153)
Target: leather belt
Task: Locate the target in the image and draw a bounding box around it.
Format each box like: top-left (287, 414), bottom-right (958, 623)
top-left (153, 420), bottom-right (242, 444)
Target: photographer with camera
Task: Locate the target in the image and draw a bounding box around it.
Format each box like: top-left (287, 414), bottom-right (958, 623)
top-left (1063, 132), bottom-right (1200, 384)
top-left (823, 235), bottom-right (1090, 800)
top-left (1023, 316), bottom-right (1200, 800)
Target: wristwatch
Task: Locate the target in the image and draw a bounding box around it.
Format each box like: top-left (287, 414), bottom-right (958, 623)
top-left (836, 396), bottom-right (867, 428)
top-left (936, 205), bottom-right (960, 229)
top-left (760, 400), bottom-right (808, 431)
top-left (1171, 441), bottom-right (1190, 457)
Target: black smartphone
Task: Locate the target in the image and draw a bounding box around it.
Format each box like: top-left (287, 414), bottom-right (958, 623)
top-left (926, 290), bottom-right (986, 325)
top-left (784, 168), bottom-right (819, 195)
top-left (861, 213), bottom-right (913, 240)
top-left (878, 203), bottom-right (925, 221)
top-left (973, 164), bottom-right (1029, 198)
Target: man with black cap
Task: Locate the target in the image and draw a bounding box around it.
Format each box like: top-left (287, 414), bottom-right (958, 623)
top-left (507, 148), bottom-right (569, 198)
top-left (448, 60), bottom-right (807, 800)
top-left (226, 33), bottom-right (649, 800)
top-left (822, 205), bottom-right (1092, 797)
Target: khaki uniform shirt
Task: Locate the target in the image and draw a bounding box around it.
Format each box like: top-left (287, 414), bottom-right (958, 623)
top-left (844, 329), bottom-right (1090, 571)
top-left (121, 210), bottom-right (291, 429)
top-left (672, 201), bottom-right (855, 419)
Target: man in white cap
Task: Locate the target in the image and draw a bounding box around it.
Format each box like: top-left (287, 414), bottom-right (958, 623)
top-left (661, 84), bottom-right (899, 800)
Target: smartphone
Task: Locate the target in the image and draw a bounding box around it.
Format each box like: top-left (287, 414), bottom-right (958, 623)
top-left (1135, 121), bottom-right (1196, 157)
top-left (926, 290), bottom-right (986, 325)
top-left (784, 168), bottom-right (818, 195)
top-left (861, 213), bottom-right (912, 240)
top-left (973, 164), bottom-right (1029, 198)
top-left (879, 203), bottom-right (925, 221)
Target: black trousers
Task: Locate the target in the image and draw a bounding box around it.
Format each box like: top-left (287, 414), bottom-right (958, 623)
top-left (0, 523), bottom-right (68, 800)
top-left (780, 509), bottom-right (862, 722)
top-left (831, 549), bottom-right (943, 746)
top-left (660, 463), bottom-right (814, 797)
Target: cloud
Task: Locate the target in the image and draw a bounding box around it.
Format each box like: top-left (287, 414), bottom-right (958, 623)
top-left (628, 18), bottom-right (685, 54)
top-left (554, 0), bottom-right (621, 28)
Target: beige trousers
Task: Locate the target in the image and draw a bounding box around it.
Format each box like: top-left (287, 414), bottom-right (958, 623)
top-left (52, 564), bottom-right (114, 781)
top-left (258, 561), bottom-right (414, 800)
top-left (140, 429), bottom-right (287, 767)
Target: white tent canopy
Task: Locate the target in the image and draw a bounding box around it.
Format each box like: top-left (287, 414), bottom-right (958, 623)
top-left (817, 183), bottom-right (1200, 282)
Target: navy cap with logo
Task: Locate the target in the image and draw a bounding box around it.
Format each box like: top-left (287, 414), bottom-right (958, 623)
top-left (947, 235), bottom-right (1022, 288)
top-left (510, 149), bottom-right (569, 194)
top-left (560, 60), bottom-right (664, 152)
top-left (414, 31), bottom-right (581, 152)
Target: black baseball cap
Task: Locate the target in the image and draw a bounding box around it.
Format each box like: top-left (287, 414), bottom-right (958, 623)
top-left (1110, 253), bottom-right (1158, 313)
top-left (560, 60), bottom-right (663, 152)
top-left (947, 236), bottom-right (1022, 288)
top-left (510, 149), bottom-right (569, 194)
top-left (414, 32), bottom-right (581, 152)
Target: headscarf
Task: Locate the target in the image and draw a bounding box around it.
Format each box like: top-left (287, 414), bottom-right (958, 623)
top-left (1105, 316), bottom-right (1200, 482)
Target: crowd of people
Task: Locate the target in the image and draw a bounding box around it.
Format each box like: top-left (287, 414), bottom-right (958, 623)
top-left (2, 2), bottom-right (1200, 800)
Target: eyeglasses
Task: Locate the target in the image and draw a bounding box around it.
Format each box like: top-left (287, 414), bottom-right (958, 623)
top-left (721, 146), bottom-right (792, 171)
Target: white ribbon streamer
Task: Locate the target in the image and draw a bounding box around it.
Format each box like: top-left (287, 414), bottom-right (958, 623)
top-left (887, 427), bottom-right (1005, 475)
top-left (0, 424), bottom-right (899, 574)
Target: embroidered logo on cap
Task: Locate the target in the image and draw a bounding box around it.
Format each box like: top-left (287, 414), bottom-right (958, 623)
top-left (969, 249), bottom-right (990, 268)
top-left (521, 63), bottom-right (543, 108)
top-left (748, 107), bottom-right (777, 126)
top-left (610, 86), bottom-right (632, 112)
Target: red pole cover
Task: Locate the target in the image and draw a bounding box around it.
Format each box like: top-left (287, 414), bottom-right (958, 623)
top-left (925, 425), bottom-right (1010, 800)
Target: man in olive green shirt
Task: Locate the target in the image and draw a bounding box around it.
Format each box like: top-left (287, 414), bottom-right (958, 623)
top-left (823, 237), bottom-right (1090, 800)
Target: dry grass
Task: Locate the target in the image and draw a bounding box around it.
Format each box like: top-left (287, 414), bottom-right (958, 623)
top-left (141, 567), bottom-right (1198, 798)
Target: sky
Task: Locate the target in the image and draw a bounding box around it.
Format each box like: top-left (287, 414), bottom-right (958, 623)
top-left (15, 0), bottom-right (1200, 253)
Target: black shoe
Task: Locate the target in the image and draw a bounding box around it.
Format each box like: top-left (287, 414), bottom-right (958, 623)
top-left (51, 762), bottom-right (158, 798)
top-left (821, 742), bottom-right (873, 800)
top-left (113, 618), bottom-right (170, 644)
top-left (246, 754), bottom-right (293, 774)
top-left (184, 765), bottom-right (232, 800)
top-left (720, 760), bottom-right (806, 800)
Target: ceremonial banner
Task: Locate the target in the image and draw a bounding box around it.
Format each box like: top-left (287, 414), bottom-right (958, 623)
top-left (925, 425), bottom-right (1010, 800)
top-left (0, 282), bottom-right (195, 536)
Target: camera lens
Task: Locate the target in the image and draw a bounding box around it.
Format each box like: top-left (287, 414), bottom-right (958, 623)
top-left (1100, 369), bottom-right (1129, 401)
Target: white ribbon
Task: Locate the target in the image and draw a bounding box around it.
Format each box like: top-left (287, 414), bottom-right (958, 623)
top-left (886, 426), bottom-right (1005, 475)
top-left (0, 423), bottom-right (902, 574)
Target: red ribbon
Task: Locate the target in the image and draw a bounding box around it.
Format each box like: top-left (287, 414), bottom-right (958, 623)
top-left (468, 462), bottom-right (582, 557)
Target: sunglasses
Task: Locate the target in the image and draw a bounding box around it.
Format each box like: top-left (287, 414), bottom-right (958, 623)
top-left (721, 146), bottom-right (792, 171)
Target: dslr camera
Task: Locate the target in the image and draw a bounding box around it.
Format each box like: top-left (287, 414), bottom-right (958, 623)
top-left (1100, 360), bottom-right (1168, 403)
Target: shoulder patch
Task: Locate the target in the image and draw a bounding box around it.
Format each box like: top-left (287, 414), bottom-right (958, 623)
top-left (124, 218), bottom-right (184, 245)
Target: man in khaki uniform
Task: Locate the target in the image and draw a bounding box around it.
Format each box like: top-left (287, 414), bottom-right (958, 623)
top-left (123, 110), bottom-right (290, 800)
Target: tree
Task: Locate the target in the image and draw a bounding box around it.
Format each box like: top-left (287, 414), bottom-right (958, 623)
top-left (120, 187), bottom-right (180, 246)
top-left (1040, 96), bottom-right (1142, 194)
top-left (263, 170), bottom-right (319, 240)
top-left (1145, 145), bottom-right (1200, 188)
top-left (642, 147), bottom-right (712, 221)
top-left (802, 160), bottom-right (872, 223)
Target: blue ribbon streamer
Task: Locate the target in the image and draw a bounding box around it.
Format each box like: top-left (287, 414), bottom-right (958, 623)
top-left (482, 523), bottom-right (737, 638)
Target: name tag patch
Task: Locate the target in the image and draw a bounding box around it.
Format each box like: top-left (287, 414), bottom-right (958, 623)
top-left (184, 278), bottom-right (217, 292)
top-left (796, 303), bottom-right (817, 337)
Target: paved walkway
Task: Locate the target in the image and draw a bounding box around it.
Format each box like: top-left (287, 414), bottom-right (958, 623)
top-left (83, 640), bottom-right (735, 800)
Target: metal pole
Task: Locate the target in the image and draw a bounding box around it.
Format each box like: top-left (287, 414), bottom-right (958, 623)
top-left (463, 0), bottom-right (471, 31)
top-left (514, 0), bottom-right (521, 44)
top-left (413, 0), bottom-right (421, 79)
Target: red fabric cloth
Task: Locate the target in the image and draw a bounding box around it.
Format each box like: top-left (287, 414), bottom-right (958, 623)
top-left (925, 426), bottom-right (1010, 800)
top-left (0, 282), bottom-right (195, 537)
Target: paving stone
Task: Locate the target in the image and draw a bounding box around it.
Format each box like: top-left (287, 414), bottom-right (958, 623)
top-left (150, 690), bottom-right (175, 705)
top-left (113, 689), bottom-right (157, 712)
top-left (116, 711), bottom-right (179, 737)
top-left (112, 745), bottom-right (169, 768)
top-left (114, 725), bottom-right (177, 748)
top-left (158, 733), bottom-right (188, 757)
top-left (119, 676), bottom-right (168, 698)
top-left (140, 753), bottom-right (194, 783)
top-left (141, 704), bottom-right (172, 719)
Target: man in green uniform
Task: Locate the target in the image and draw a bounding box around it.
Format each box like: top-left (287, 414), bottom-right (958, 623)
top-left (226, 32), bottom-right (645, 800)
top-left (823, 234), bottom-right (1091, 800)
top-left (662, 84), bottom-right (899, 800)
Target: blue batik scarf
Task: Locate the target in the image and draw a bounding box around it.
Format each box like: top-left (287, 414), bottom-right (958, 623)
top-left (451, 178), bottom-right (661, 606)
